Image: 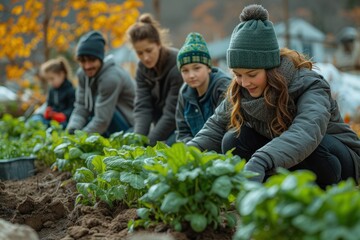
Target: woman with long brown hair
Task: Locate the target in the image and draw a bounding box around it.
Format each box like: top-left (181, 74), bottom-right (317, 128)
top-left (188, 4), bottom-right (360, 188)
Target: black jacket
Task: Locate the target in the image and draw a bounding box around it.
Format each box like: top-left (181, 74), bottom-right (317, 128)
top-left (47, 79), bottom-right (75, 119)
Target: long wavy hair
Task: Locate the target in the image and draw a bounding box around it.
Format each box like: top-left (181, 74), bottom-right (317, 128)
top-left (227, 48), bottom-right (313, 136)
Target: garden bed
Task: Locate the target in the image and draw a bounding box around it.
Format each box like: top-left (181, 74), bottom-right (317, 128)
top-left (0, 166), bottom-right (233, 240)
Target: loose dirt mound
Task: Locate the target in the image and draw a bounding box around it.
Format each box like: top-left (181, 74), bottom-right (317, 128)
top-left (0, 166), bottom-right (233, 240)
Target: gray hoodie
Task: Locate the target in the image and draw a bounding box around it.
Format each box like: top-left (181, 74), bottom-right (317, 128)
top-left (67, 55), bottom-right (135, 134)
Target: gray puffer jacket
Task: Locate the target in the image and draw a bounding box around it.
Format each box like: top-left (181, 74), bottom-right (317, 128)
top-left (188, 57), bottom-right (360, 181)
top-left (67, 55), bottom-right (135, 134)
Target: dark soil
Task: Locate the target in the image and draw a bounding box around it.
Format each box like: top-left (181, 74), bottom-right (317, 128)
top-left (0, 165), bottom-right (234, 240)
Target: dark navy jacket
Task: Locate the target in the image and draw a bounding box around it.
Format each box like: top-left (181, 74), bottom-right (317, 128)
top-left (47, 79), bottom-right (75, 119)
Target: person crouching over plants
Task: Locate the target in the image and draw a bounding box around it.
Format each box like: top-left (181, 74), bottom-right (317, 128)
top-left (31, 56), bottom-right (75, 128)
top-left (127, 13), bottom-right (183, 146)
top-left (66, 31), bottom-right (135, 137)
top-left (187, 4), bottom-right (360, 188)
top-left (175, 32), bottom-right (231, 143)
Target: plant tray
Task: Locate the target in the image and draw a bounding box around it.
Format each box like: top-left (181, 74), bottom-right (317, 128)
top-left (0, 157), bottom-right (36, 180)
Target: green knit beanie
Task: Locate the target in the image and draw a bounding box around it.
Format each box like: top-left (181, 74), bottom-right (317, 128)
top-left (227, 4), bottom-right (280, 69)
top-left (177, 32), bottom-right (212, 70)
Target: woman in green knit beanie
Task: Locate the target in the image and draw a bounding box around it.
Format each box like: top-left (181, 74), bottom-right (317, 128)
top-left (187, 4), bottom-right (360, 188)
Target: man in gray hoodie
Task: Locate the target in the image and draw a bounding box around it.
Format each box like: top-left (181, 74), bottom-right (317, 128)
top-left (66, 31), bottom-right (135, 136)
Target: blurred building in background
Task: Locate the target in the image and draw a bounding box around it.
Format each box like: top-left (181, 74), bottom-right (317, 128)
top-left (333, 27), bottom-right (360, 72)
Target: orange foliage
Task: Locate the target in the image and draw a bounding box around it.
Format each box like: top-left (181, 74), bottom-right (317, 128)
top-left (0, 0), bottom-right (143, 80)
top-left (0, 0), bottom-right (142, 114)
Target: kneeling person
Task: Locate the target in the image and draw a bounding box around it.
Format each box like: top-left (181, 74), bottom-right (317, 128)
top-left (176, 32), bottom-right (231, 143)
top-left (67, 31), bottom-right (135, 137)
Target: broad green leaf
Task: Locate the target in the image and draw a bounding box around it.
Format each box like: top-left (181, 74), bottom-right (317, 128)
top-left (69, 147), bottom-right (83, 160)
top-left (120, 172), bottom-right (145, 189)
top-left (165, 143), bottom-right (188, 173)
top-left (177, 168), bottom-right (202, 181)
top-left (147, 182), bottom-right (170, 201)
top-left (233, 223), bottom-right (256, 240)
top-left (204, 200), bottom-right (218, 217)
top-left (277, 202), bottom-right (303, 217)
top-left (99, 170), bottom-right (120, 183)
top-left (108, 185), bottom-right (126, 200)
top-left (189, 213), bottom-right (207, 232)
top-left (74, 167), bottom-right (95, 183)
top-left (80, 151), bottom-right (101, 160)
top-left (160, 192), bottom-right (188, 213)
top-left (207, 160), bottom-right (235, 176)
top-left (130, 147), bottom-right (146, 159)
top-left (85, 135), bottom-right (101, 144)
top-left (54, 142), bottom-right (70, 152)
top-left (281, 174), bottom-right (298, 191)
top-left (292, 215), bottom-right (325, 234)
top-left (131, 159), bottom-right (144, 170)
top-left (143, 162), bottom-right (168, 176)
top-left (234, 159), bottom-right (246, 173)
top-left (225, 212), bottom-right (237, 228)
top-left (103, 147), bottom-right (119, 156)
top-left (76, 182), bottom-right (98, 197)
top-left (104, 156), bottom-right (132, 171)
top-left (53, 158), bottom-right (68, 172)
top-left (239, 187), bottom-right (268, 216)
top-left (137, 208), bottom-right (150, 219)
top-left (90, 155), bottom-right (106, 174)
top-left (188, 147), bottom-right (202, 162)
top-left (211, 175), bottom-right (232, 199)
top-left (53, 142), bottom-right (70, 158)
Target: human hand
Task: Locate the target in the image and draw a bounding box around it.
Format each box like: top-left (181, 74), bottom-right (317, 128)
top-left (244, 160), bottom-right (266, 183)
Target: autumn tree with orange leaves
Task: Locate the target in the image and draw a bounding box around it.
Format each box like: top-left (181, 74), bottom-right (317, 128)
top-left (0, 0), bottom-right (143, 84)
top-left (0, 0), bottom-right (142, 115)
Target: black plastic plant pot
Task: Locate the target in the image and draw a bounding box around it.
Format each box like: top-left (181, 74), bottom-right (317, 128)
top-left (0, 157), bottom-right (36, 180)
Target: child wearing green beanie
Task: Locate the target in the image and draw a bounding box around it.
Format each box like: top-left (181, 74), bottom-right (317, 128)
top-left (187, 4), bottom-right (360, 188)
top-left (175, 32), bottom-right (231, 143)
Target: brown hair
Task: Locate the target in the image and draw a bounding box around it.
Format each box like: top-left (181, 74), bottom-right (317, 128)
top-left (227, 48), bottom-right (313, 136)
top-left (126, 13), bottom-right (170, 46)
top-left (40, 56), bottom-right (73, 81)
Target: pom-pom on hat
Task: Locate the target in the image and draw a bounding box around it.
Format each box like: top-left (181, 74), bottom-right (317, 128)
top-left (227, 4), bottom-right (280, 69)
top-left (177, 32), bottom-right (212, 70)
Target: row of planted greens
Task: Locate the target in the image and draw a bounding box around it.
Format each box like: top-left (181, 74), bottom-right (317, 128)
top-left (1, 114), bottom-right (360, 239)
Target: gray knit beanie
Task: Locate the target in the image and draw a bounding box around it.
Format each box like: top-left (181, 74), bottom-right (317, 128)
top-left (76, 31), bottom-right (106, 61)
top-left (227, 4), bottom-right (280, 69)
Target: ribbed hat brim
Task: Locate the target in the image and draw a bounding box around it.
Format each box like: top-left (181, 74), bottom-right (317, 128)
top-left (227, 49), bottom-right (280, 69)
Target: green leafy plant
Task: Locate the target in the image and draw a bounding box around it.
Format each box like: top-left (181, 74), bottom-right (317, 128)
top-left (0, 114), bottom-right (49, 160)
top-left (74, 145), bottom-right (153, 207)
top-left (130, 143), bottom-right (250, 233)
top-left (234, 169), bottom-right (360, 240)
top-left (51, 130), bottom-right (149, 173)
